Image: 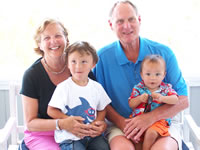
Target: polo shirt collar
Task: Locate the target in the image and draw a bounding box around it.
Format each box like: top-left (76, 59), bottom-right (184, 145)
top-left (115, 37), bottom-right (146, 65)
top-left (138, 37), bottom-right (146, 63)
top-left (116, 41), bottom-right (129, 65)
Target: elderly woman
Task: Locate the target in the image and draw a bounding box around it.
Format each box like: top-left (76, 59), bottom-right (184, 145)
top-left (20, 19), bottom-right (106, 150)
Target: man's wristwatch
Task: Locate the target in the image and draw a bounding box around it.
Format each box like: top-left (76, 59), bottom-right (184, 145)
top-left (56, 119), bottom-right (61, 130)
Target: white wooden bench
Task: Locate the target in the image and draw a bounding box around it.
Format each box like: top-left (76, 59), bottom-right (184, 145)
top-left (182, 80), bottom-right (200, 150)
top-left (0, 81), bottom-right (200, 150)
top-left (0, 81), bottom-right (24, 150)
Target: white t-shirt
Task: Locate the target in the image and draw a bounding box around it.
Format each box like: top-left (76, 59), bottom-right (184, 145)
top-left (48, 77), bottom-right (111, 143)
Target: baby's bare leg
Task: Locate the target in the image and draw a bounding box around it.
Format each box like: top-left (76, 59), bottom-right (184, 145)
top-left (143, 128), bottom-right (159, 150)
top-left (135, 142), bottom-right (142, 150)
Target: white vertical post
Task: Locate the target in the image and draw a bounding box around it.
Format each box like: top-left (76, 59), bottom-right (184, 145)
top-left (9, 82), bottom-right (18, 145)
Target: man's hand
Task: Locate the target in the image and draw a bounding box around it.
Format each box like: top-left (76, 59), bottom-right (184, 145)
top-left (123, 113), bottom-right (154, 142)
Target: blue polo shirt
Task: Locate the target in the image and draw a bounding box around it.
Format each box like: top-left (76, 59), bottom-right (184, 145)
top-left (93, 37), bottom-right (187, 118)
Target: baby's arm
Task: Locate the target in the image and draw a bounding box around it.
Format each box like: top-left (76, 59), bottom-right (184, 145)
top-left (152, 93), bottom-right (178, 104)
top-left (129, 93), bottom-right (148, 109)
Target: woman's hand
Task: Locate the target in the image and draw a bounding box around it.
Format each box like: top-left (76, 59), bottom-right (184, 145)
top-left (59, 116), bottom-right (91, 138)
top-left (89, 121), bottom-right (107, 137)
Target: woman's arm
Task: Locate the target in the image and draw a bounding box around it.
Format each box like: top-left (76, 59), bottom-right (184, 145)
top-left (22, 95), bottom-right (57, 131)
top-left (22, 95), bottom-right (91, 137)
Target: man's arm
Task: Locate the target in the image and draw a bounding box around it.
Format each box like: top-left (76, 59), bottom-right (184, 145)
top-left (124, 96), bottom-right (189, 140)
top-left (106, 104), bottom-right (126, 131)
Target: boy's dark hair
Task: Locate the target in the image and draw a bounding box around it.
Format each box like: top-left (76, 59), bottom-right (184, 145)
top-left (65, 41), bottom-right (98, 64)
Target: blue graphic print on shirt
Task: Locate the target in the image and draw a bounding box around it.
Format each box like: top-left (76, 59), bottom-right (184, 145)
top-left (65, 97), bottom-right (95, 124)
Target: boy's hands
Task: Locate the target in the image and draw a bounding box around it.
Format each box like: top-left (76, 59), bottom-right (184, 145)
top-left (89, 121), bottom-right (107, 137)
top-left (63, 118), bottom-right (106, 138)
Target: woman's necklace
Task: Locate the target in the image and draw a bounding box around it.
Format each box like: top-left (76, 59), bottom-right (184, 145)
top-left (43, 58), bottom-right (67, 75)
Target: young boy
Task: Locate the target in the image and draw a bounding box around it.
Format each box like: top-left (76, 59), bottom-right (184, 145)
top-left (128, 54), bottom-right (179, 150)
top-left (47, 41), bottom-right (111, 150)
